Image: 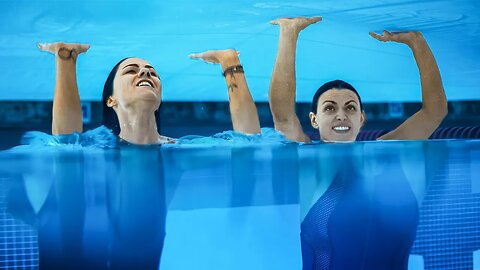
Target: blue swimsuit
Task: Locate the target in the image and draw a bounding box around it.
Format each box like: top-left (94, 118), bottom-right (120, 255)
top-left (301, 160), bottom-right (419, 270)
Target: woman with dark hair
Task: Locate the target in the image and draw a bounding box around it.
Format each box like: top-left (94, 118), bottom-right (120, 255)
top-left (102, 58), bottom-right (161, 138)
top-left (38, 43), bottom-right (259, 144)
top-left (268, 17), bottom-right (447, 143)
top-left (188, 17), bottom-right (447, 142)
top-left (266, 17), bottom-right (448, 270)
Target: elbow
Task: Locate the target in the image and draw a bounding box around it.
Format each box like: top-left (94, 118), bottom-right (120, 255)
top-left (440, 104), bottom-right (448, 120)
top-left (424, 102), bottom-right (448, 124)
top-left (437, 100), bottom-right (449, 120)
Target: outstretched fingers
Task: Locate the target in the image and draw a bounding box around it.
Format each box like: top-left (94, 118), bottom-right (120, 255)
top-left (37, 42), bottom-right (90, 57)
top-left (37, 42), bottom-right (57, 54)
top-left (369, 30), bottom-right (394, 42)
top-left (370, 30), bottom-right (422, 45)
top-left (270, 19), bottom-right (281, 25)
top-left (270, 16), bottom-right (322, 31)
top-left (188, 49), bottom-right (239, 64)
top-left (189, 51), bottom-right (219, 64)
top-left (77, 44), bottom-right (90, 54)
top-left (189, 52), bottom-right (209, 60)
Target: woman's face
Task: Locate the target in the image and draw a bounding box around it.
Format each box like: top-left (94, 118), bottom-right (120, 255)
top-left (109, 58), bottom-right (162, 111)
top-left (310, 89), bottom-right (365, 142)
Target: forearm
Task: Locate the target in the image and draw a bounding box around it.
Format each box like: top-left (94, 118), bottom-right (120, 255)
top-left (269, 26), bottom-right (312, 142)
top-left (220, 54), bottom-right (260, 134)
top-left (269, 27), bottom-right (299, 124)
top-left (408, 33), bottom-right (448, 120)
top-left (52, 55), bottom-right (83, 135)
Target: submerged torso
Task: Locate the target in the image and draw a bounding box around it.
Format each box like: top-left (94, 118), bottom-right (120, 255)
top-left (300, 157), bottom-right (419, 270)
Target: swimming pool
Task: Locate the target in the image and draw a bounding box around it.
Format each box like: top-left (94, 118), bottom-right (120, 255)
top-left (1, 1), bottom-right (479, 103)
top-left (1, 1), bottom-right (480, 268)
top-left (0, 139), bottom-right (479, 269)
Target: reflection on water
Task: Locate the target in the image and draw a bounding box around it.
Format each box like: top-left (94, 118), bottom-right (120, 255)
top-left (299, 143), bottom-right (421, 269)
top-left (0, 140), bottom-right (479, 269)
top-left (3, 146), bottom-right (166, 269)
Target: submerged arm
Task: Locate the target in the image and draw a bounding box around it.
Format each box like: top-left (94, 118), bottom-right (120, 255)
top-left (189, 50), bottom-right (260, 134)
top-left (38, 42), bottom-right (90, 135)
top-left (371, 31), bottom-right (448, 140)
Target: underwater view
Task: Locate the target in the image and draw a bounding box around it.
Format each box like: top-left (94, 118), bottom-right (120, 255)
top-left (1, 138), bottom-right (479, 269)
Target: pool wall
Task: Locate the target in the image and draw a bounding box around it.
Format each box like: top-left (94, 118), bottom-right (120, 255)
top-left (0, 100), bottom-right (479, 150)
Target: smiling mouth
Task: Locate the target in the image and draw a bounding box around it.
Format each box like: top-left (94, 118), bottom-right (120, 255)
top-left (332, 126), bottom-right (351, 133)
top-left (136, 80), bottom-right (154, 88)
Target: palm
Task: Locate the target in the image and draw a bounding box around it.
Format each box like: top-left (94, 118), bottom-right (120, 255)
top-left (38, 42), bottom-right (90, 56)
top-left (369, 30), bottom-right (420, 44)
top-left (189, 51), bottom-right (220, 63)
top-left (189, 49), bottom-right (239, 64)
top-left (270, 17), bottom-right (322, 32)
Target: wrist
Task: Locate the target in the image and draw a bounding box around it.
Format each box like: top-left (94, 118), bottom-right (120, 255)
top-left (219, 53), bottom-right (240, 70)
top-left (57, 47), bottom-right (78, 61)
top-left (222, 65), bottom-right (244, 77)
top-left (280, 25), bottom-right (300, 37)
top-left (407, 32), bottom-right (425, 48)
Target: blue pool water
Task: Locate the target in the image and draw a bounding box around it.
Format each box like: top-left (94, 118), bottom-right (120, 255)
top-left (1, 0), bottom-right (479, 102)
top-left (0, 136), bottom-right (479, 269)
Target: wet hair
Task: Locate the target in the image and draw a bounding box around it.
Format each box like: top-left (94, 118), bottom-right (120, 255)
top-left (102, 58), bottom-right (161, 135)
top-left (310, 80), bottom-right (363, 114)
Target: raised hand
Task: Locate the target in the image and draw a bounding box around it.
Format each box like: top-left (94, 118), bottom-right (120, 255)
top-left (369, 30), bottom-right (423, 46)
top-left (38, 42), bottom-right (90, 135)
top-left (189, 49), bottom-right (239, 65)
top-left (38, 42), bottom-right (90, 60)
top-left (270, 17), bottom-right (322, 34)
top-left (371, 29), bottom-right (447, 141)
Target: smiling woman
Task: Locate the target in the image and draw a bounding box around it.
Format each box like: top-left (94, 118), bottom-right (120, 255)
top-left (38, 42), bottom-right (259, 145)
top-left (101, 57), bottom-right (170, 144)
top-left (266, 17), bottom-right (448, 143)
top-left (38, 41), bottom-right (175, 145)
top-left (308, 80), bottom-right (365, 142)
top-left (265, 16), bottom-right (449, 270)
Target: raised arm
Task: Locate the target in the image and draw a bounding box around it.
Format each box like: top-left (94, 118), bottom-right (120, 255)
top-left (189, 49), bottom-right (260, 134)
top-left (38, 42), bottom-right (90, 135)
top-left (268, 17), bottom-right (321, 143)
top-left (370, 31), bottom-right (448, 140)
